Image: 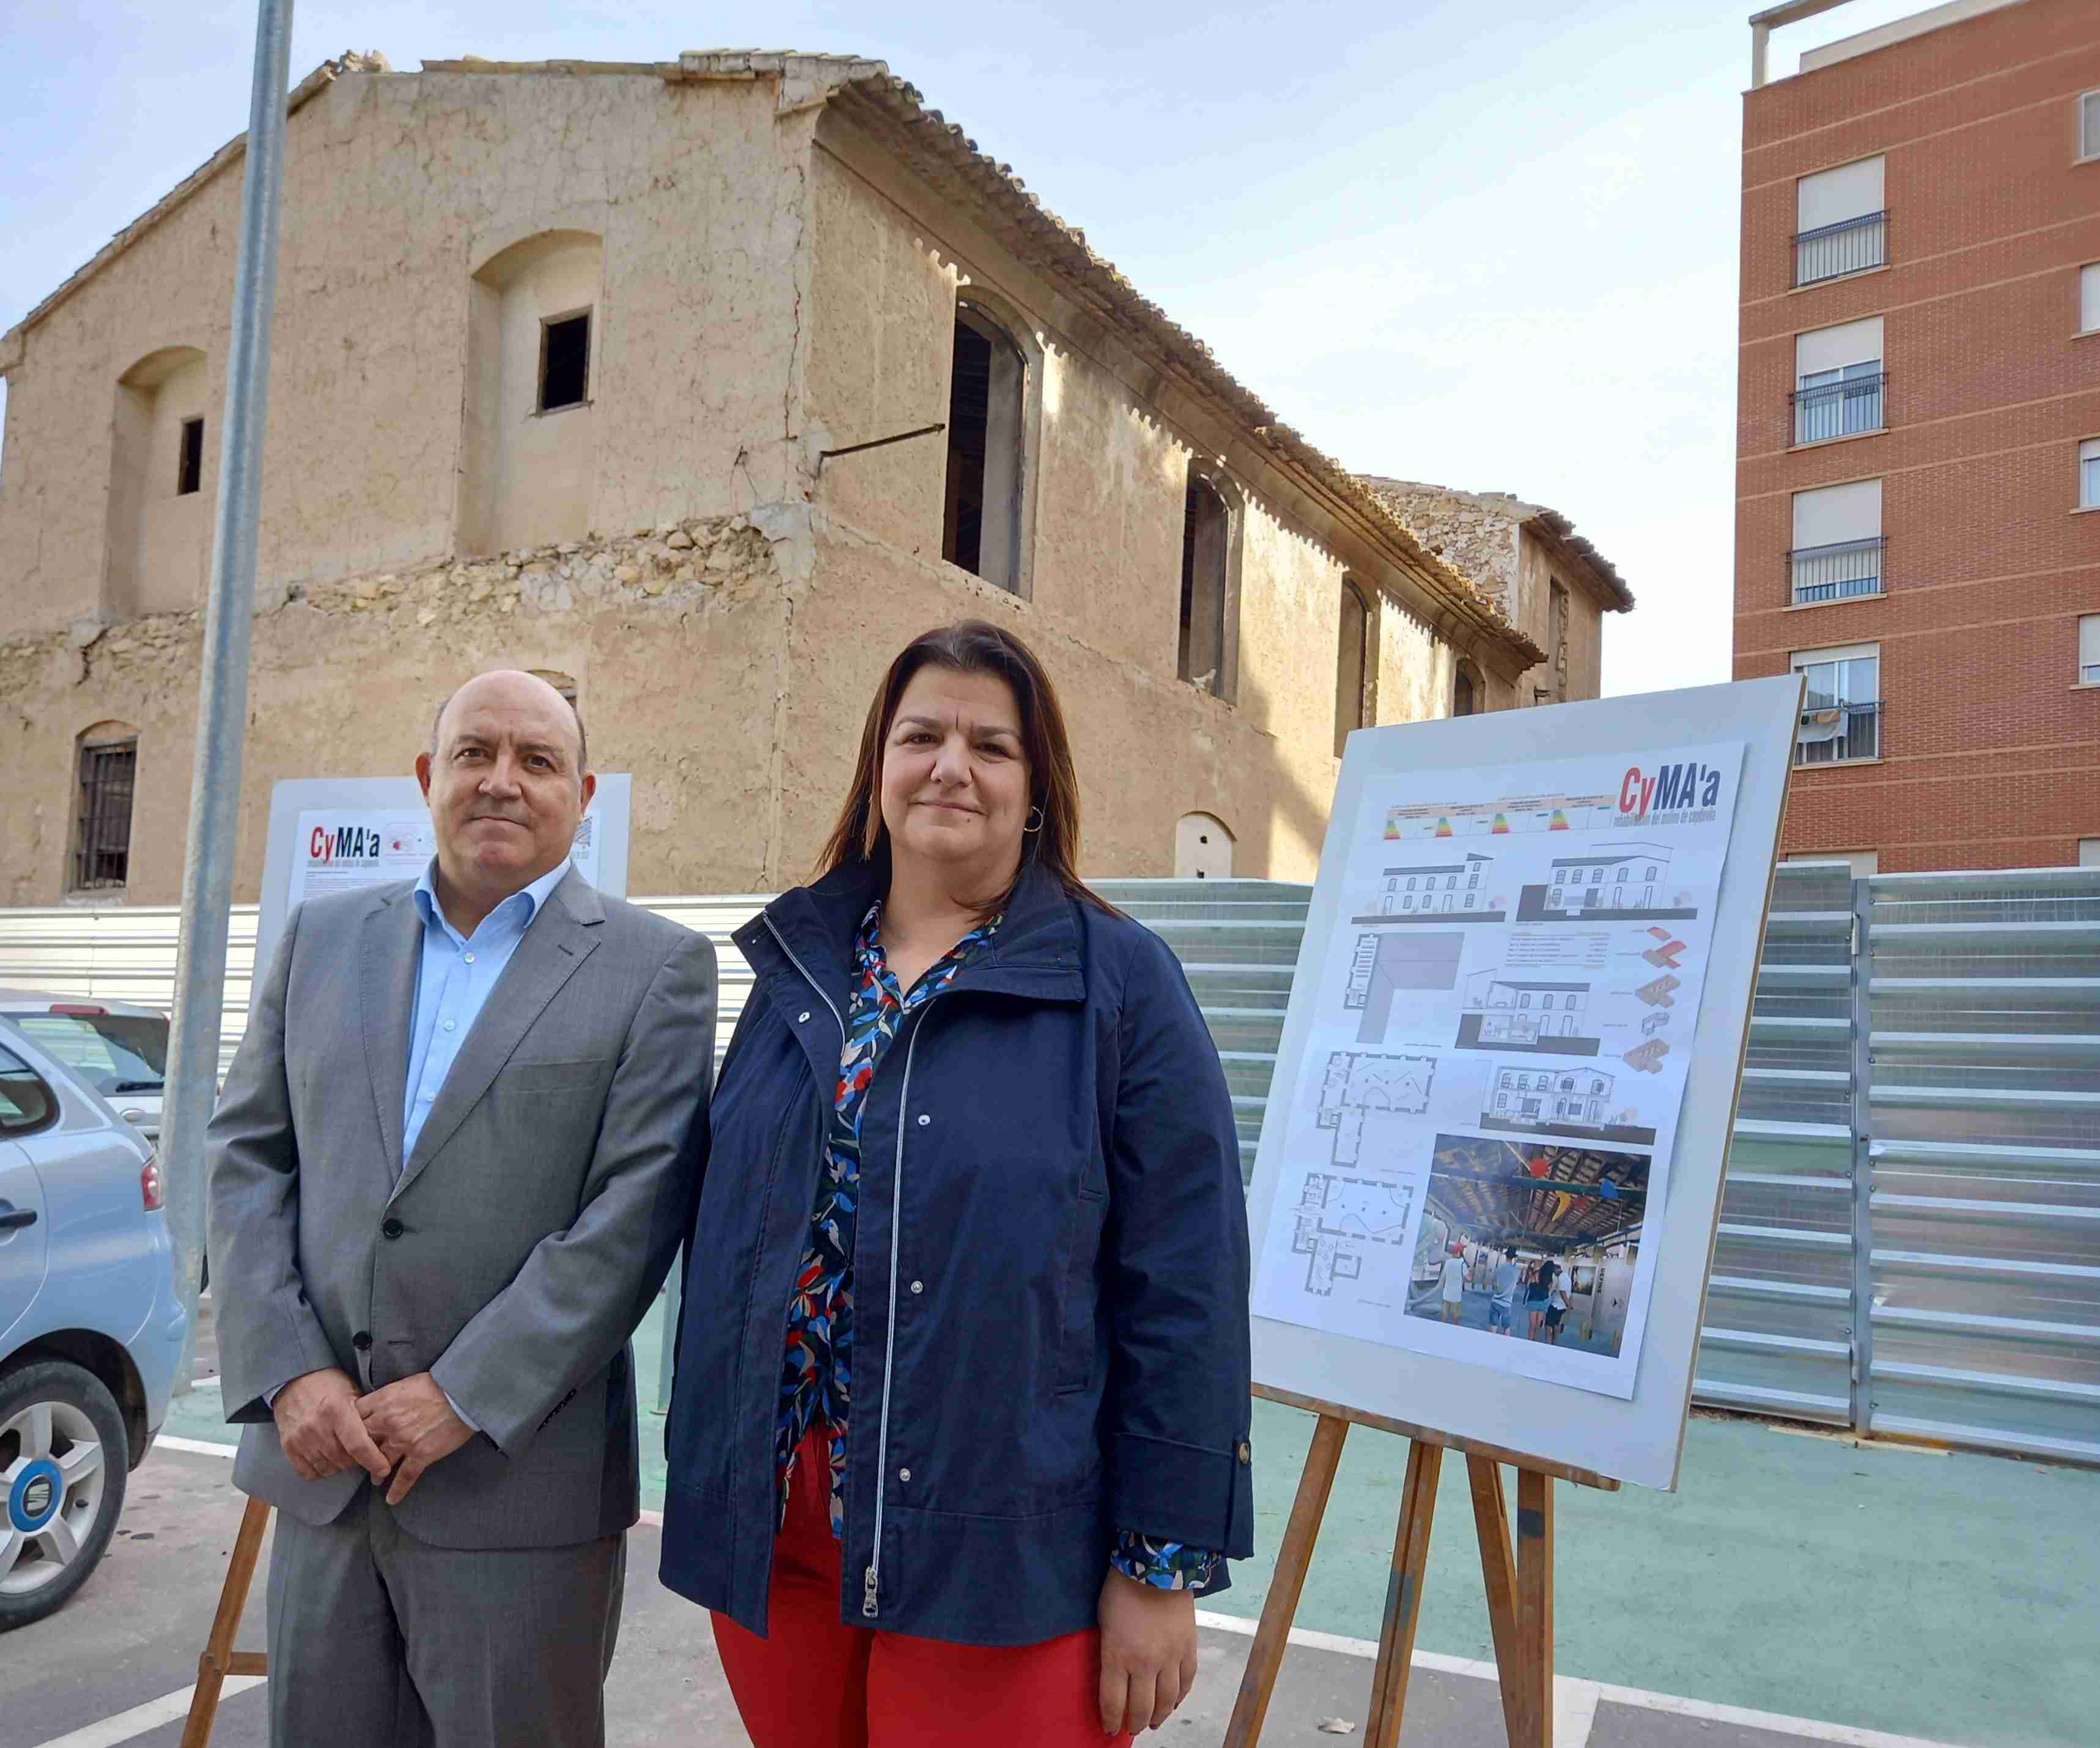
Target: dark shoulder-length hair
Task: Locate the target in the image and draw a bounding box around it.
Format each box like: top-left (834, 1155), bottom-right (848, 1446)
top-left (816, 620), bottom-right (1118, 916)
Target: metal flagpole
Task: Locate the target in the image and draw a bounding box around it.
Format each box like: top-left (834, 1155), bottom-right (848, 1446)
top-left (162, 0), bottom-right (296, 1394)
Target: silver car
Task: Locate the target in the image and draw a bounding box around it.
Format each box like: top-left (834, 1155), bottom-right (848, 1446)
top-left (0, 1013), bottom-right (185, 1629)
top-left (0, 993), bottom-right (169, 1146)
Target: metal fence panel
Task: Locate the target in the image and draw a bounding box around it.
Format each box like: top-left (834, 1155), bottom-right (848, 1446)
top-left (1863, 868), bottom-right (2100, 1464)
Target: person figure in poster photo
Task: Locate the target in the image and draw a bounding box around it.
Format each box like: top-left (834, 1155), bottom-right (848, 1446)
top-left (1489, 1249), bottom-right (1522, 1336)
top-left (1440, 1242), bottom-right (1467, 1322)
top-left (658, 620), bottom-right (1254, 1744)
top-left (205, 670), bottom-right (717, 1748)
top-left (1542, 1272), bottom-right (1571, 1345)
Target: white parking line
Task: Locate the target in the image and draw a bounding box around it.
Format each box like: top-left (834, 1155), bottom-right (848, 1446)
top-left (1190, 1610), bottom-right (1967, 1748)
top-left (28, 1676), bottom-right (265, 1748)
top-left (152, 1434), bottom-right (236, 1458)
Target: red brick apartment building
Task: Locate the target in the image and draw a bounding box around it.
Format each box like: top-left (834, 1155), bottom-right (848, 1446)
top-left (1736, 0), bottom-right (2100, 873)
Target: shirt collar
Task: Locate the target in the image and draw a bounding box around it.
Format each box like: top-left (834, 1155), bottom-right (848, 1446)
top-left (413, 856), bottom-right (572, 944)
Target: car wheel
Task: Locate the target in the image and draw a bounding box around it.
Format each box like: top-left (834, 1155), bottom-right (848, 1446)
top-left (0, 1360), bottom-right (129, 1631)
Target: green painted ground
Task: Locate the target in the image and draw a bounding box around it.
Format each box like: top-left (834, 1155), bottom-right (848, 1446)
top-left (171, 1296), bottom-right (2095, 1748)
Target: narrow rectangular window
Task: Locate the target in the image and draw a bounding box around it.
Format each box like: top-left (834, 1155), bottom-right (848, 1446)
top-left (2081, 90), bottom-right (2100, 161)
top-left (2081, 264), bottom-right (2100, 334)
top-left (2082, 438), bottom-right (2100, 510)
top-left (177, 417), bottom-right (204, 496)
top-left (1789, 479), bottom-right (1882, 603)
top-left (539, 311), bottom-right (591, 413)
top-left (1791, 642), bottom-right (1881, 765)
top-left (2079, 614), bottom-right (2100, 688)
top-left (1794, 157), bottom-right (1885, 285)
top-left (73, 738), bottom-right (138, 892)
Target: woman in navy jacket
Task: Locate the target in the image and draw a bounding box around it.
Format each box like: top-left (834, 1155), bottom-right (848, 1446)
top-left (660, 620), bottom-right (1253, 1742)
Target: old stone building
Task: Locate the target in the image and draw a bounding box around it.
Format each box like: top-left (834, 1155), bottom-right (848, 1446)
top-left (1361, 480), bottom-right (1635, 711)
top-left (0, 50), bottom-right (1631, 905)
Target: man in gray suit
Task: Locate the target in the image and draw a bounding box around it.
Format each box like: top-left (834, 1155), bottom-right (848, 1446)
top-left (207, 669), bottom-right (716, 1747)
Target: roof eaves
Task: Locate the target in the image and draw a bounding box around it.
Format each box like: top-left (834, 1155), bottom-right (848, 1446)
top-left (0, 53), bottom-right (388, 367)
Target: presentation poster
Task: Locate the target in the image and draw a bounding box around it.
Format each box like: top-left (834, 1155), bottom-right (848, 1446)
top-left (1249, 741), bottom-right (1745, 1399)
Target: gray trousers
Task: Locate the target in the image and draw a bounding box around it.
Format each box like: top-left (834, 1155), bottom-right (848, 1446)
top-left (265, 1485), bottom-right (625, 1748)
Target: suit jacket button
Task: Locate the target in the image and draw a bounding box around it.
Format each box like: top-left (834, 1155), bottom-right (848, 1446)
top-left (353, 1331), bottom-right (373, 1352)
top-left (381, 1217), bottom-right (405, 1239)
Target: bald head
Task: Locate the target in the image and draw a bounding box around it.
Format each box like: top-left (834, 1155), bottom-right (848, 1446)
top-left (429, 670), bottom-right (586, 776)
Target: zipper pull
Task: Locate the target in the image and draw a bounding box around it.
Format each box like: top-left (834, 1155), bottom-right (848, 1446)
top-left (862, 1563), bottom-right (880, 1618)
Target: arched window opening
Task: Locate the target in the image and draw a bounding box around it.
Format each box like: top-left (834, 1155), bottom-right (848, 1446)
top-left (1179, 474), bottom-right (1231, 696)
top-left (1454, 660), bottom-right (1481, 718)
top-left (941, 305), bottom-right (1026, 591)
top-left (459, 230), bottom-right (603, 557)
top-left (105, 346), bottom-right (209, 617)
top-left (1175, 812), bottom-right (1236, 881)
top-left (1335, 579), bottom-right (1371, 757)
top-left (72, 721), bottom-right (138, 893)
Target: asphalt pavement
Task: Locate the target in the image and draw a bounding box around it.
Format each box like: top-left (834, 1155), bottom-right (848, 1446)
top-left (7, 1442), bottom-right (1966, 1748)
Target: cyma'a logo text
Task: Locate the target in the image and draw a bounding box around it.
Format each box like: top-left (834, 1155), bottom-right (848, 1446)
top-left (1618, 762), bottom-right (1722, 821)
top-left (308, 824), bottom-right (383, 865)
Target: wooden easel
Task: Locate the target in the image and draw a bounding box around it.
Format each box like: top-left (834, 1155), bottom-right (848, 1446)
top-left (179, 1495), bottom-right (272, 1747)
top-left (1224, 1384), bottom-right (1619, 1748)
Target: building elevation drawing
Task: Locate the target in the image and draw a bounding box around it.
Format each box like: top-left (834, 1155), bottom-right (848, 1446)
top-left (1456, 971), bottom-right (1601, 1056)
top-left (1288, 1172), bottom-right (1418, 1296)
top-left (1351, 851), bottom-right (1506, 924)
top-left (1344, 930), bottom-right (1464, 1043)
top-left (1514, 842), bottom-right (1701, 922)
top-left (1480, 1063), bottom-right (1658, 1147)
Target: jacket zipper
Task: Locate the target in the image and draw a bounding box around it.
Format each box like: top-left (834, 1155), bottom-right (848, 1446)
top-left (863, 997), bottom-right (943, 1617)
top-left (761, 914), bottom-right (916, 1620)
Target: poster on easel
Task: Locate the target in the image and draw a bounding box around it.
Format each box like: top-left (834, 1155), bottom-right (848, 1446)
top-left (1250, 741), bottom-right (1741, 1401)
top-left (1245, 675), bottom-right (1802, 1493)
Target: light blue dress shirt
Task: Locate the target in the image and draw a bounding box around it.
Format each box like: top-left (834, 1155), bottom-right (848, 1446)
top-left (402, 856), bottom-right (572, 1168)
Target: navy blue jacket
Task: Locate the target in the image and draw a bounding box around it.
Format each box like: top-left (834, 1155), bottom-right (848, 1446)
top-left (658, 857), bottom-right (1254, 1647)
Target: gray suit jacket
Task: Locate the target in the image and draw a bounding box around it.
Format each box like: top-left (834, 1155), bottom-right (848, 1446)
top-left (205, 868), bottom-right (716, 1548)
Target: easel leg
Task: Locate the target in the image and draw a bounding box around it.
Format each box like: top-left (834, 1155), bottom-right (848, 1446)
top-left (1467, 1456), bottom-right (1531, 1748)
top-left (1512, 1469), bottom-right (1555, 1748)
top-left (1223, 1414), bottom-right (1349, 1748)
top-left (179, 1495), bottom-right (271, 1748)
top-left (1365, 1438), bottom-right (1443, 1748)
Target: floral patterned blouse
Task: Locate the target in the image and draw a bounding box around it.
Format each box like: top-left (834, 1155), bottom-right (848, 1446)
top-left (773, 902), bottom-right (1220, 1593)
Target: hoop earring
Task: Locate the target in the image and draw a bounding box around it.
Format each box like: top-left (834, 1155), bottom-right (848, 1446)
top-left (1023, 806), bottom-right (1045, 834)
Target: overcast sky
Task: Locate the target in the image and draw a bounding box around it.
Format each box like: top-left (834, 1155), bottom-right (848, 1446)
top-left (1, 1), bottom-right (1941, 693)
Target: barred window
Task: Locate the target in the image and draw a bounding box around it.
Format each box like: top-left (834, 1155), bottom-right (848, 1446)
top-left (72, 730), bottom-right (138, 892)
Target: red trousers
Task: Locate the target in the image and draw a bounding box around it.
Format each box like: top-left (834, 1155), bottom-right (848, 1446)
top-left (710, 1433), bottom-right (1133, 1747)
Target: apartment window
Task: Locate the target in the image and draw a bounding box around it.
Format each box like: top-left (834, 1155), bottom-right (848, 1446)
top-left (1789, 479), bottom-right (1882, 604)
top-left (539, 311), bottom-right (591, 413)
top-left (2080, 264), bottom-right (2100, 334)
top-left (2082, 438), bottom-right (2100, 510)
top-left (2080, 615), bottom-right (2100, 687)
top-left (1795, 156), bottom-right (1885, 285)
top-left (1794, 318), bottom-right (1883, 443)
top-left (942, 305), bottom-right (1027, 592)
top-left (1335, 579), bottom-right (1371, 757)
top-left (1791, 643), bottom-right (1880, 765)
top-left (2081, 90), bottom-right (2100, 161)
top-left (1179, 475), bottom-right (1231, 696)
top-left (177, 417), bottom-right (204, 496)
top-left (72, 727), bottom-right (138, 892)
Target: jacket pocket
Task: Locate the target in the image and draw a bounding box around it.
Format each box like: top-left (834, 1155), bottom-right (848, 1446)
top-left (1053, 1184), bottom-right (1108, 1394)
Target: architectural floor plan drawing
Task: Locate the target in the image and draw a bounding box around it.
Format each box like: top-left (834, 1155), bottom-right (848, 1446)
top-left (1317, 1049), bottom-right (1439, 1167)
top-left (1289, 1172), bottom-right (1418, 1296)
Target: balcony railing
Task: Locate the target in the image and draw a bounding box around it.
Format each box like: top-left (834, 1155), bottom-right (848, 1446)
top-left (1792, 371), bottom-right (1885, 444)
top-left (1794, 210), bottom-right (1887, 286)
top-left (1795, 699), bottom-right (1881, 765)
top-left (1789, 535), bottom-right (1884, 604)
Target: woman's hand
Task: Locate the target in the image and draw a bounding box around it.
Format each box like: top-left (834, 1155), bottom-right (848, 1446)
top-left (1097, 1570), bottom-right (1199, 1735)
